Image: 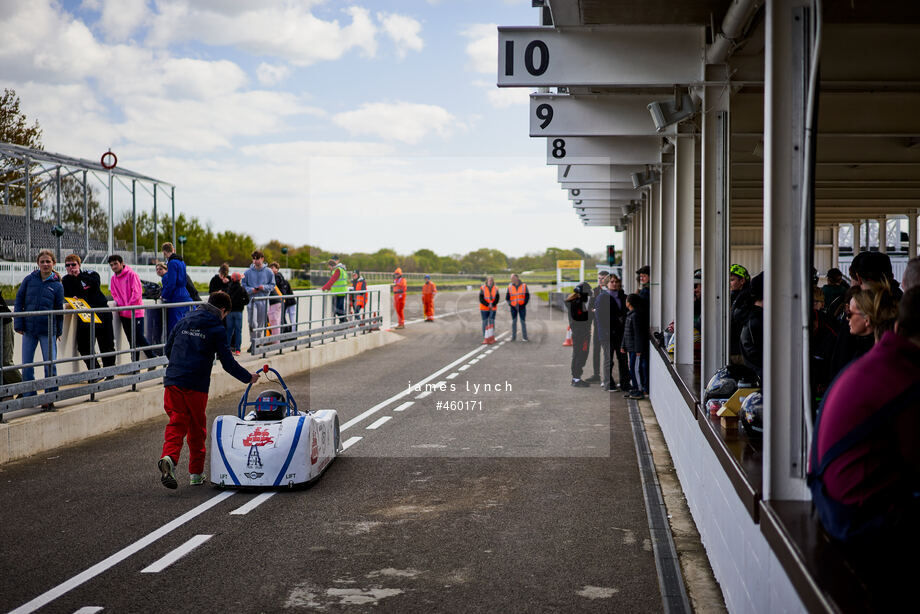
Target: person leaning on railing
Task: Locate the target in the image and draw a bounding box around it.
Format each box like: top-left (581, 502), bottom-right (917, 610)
top-left (108, 254), bottom-right (158, 361)
top-left (0, 293), bottom-right (23, 388)
top-left (13, 249), bottom-right (63, 410)
top-left (62, 253), bottom-right (116, 378)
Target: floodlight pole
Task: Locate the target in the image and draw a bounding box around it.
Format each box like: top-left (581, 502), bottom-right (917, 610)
top-left (131, 179), bottom-right (137, 265)
top-left (153, 184), bottom-right (158, 259)
top-left (56, 166), bottom-right (62, 262)
top-left (107, 167), bottom-right (114, 258)
top-left (24, 156), bottom-right (31, 258)
top-left (171, 186), bottom-right (176, 248)
top-left (83, 170), bottom-right (89, 257)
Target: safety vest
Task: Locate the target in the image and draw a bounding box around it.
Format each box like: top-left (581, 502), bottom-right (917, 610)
top-left (508, 282), bottom-right (528, 307)
top-left (353, 278), bottom-right (367, 308)
top-left (393, 277), bottom-right (407, 297)
top-left (330, 264), bottom-right (349, 296)
top-left (480, 285), bottom-right (498, 311)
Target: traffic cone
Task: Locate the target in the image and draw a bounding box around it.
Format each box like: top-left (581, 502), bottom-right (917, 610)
top-left (369, 311), bottom-right (380, 331)
top-left (562, 326), bottom-right (573, 346)
top-left (483, 323), bottom-right (495, 345)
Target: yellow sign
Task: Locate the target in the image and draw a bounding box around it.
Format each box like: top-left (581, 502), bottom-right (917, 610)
top-left (556, 260), bottom-right (582, 269)
top-left (64, 297), bottom-right (102, 324)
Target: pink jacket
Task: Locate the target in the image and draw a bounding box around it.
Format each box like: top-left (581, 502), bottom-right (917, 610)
top-left (110, 265), bottom-right (144, 318)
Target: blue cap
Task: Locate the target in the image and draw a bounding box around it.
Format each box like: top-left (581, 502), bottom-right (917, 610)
top-left (425, 274), bottom-right (430, 279)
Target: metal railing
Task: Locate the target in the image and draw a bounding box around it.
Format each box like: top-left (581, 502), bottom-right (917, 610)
top-left (0, 289), bottom-right (384, 419)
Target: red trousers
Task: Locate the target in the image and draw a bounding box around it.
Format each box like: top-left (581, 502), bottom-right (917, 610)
top-left (163, 386), bottom-right (209, 474)
top-left (394, 297), bottom-right (405, 325)
top-left (422, 295), bottom-right (435, 320)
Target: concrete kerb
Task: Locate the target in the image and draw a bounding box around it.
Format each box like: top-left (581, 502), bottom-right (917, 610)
top-left (0, 330), bottom-right (401, 465)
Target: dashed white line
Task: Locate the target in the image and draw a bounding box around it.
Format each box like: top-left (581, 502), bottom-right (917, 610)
top-left (229, 492), bottom-right (276, 516)
top-left (445, 373), bottom-right (459, 380)
top-left (73, 608), bottom-right (103, 614)
top-left (469, 359), bottom-right (480, 364)
top-left (415, 390), bottom-right (432, 399)
top-left (8, 491), bottom-right (236, 614)
top-left (366, 416), bottom-right (392, 430)
top-left (342, 436), bottom-right (362, 450)
top-left (458, 365), bottom-right (470, 371)
top-left (393, 401), bottom-right (414, 412)
top-left (140, 534), bottom-right (213, 573)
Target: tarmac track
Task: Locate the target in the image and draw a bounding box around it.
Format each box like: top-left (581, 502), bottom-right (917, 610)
top-left (0, 291), bottom-right (662, 613)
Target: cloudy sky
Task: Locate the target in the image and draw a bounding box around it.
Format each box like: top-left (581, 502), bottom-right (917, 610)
top-left (0, 0), bottom-right (619, 257)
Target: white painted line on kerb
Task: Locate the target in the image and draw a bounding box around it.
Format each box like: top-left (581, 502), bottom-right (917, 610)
top-left (393, 401), bottom-right (413, 412)
top-left (339, 331), bottom-right (509, 432)
top-left (366, 416), bottom-right (392, 430)
top-left (342, 436), bottom-right (362, 450)
top-left (415, 390), bottom-right (432, 399)
top-left (445, 373), bottom-right (459, 380)
top-left (230, 492), bottom-right (276, 516)
top-left (140, 534), bottom-right (213, 573)
top-left (73, 608), bottom-right (103, 614)
top-left (9, 491), bottom-right (236, 614)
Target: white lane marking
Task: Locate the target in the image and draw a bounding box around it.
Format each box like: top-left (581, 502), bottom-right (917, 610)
top-left (9, 491), bottom-right (235, 614)
top-left (140, 534), bottom-right (213, 573)
top-left (73, 608), bottom-right (103, 613)
top-left (366, 416), bottom-right (392, 430)
top-left (468, 359), bottom-right (480, 364)
top-left (393, 401), bottom-right (413, 412)
top-left (342, 436), bottom-right (362, 450)
top-left (484, 350), bottom-right (493, 355)
top-left (430, 381), bottom-right (445, 389)
top-left (415, 390), bottom-right (432, 399)
top-left (229, 492), bottom-right (276, 516)
top-left (339, 330), bottom-right (508, 432)
top-left (445, 373), bottom-right (459, 380)
top-left (458, 365), bottom-right (470, 371)
top-left (404, 307), bottom-right (477, 326)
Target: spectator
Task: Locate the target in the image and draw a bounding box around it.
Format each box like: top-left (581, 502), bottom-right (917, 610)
top-left (265, 261), bottom-right (284, 339)
top-left (185, 275), bottom-right (201, 302)
top-left (608, 274), bottom-right (631, 391)
top-left (740, 272), bottom-right (764, 381)
top-left (321, 257), bottom-right (348, 324)
top-left (595, 274), bottom-right (625, 391)
top-left (620, 293), bottom-right (648, 399)
top-left (157, 291), bottom-right (259, 489)
top-left (225, 272), bottom-right (248, 355)
top-left (242, 250), bottom-right (275, 346)
top-left (822, 268), bottom-right (849, 313)
top-left (108, 254), bottom-right (158, 362)
top-left (902, 256), bottom-right (920, 292)
top-left (350, 271), bottom-right (367, 322)
top-left (586, 270), bottom-right (608, 382)
top-left (0, 294), bottom-right (22, 387)
top-left (693, 268), bottom-right (702, 334)
top-left (271, 263), bottom-right (296, 334)
top-left (566, 283), bottom-right (592, 387)
top-left (636, 265), bottom-right (650, 302)
top-left (809, 288), bottom-right (920, 558)
top-left (13, 249), bottom-right (64, 410)
top-left (479, 276), bottom-right (499, 342)
top-left (160, 242), bottom-right (192, 337)
top-left (829, 287), bottom-right (880, 380)
top-left (729, 264), bottom-right (753, 359)
top-left (505, 273), bottom-right (530, 341)
top-left (61, 254), bottom-right (116, 378)
top-left (850, 251), bottom-right (903, 300)
top-left (209, 263), bottom-right (230, 295)
top-left (812, 285), bottom-right (841, 396)
top-left (392, 267), bottom-right (407, 329)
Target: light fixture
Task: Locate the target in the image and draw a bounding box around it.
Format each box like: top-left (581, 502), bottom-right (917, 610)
top-left (648, 90), bottom-right (697, 133)
top-left (630, 168), bottom-right (660, 189)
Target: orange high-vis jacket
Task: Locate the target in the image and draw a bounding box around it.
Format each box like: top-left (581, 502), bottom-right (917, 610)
top-left (393, 276), bottom-right (407, 299)
top-left (479, 284), bottom-right (498, 311)
top-left (422, 281), bottom-right (437, 296)
top-left (352, 278), bottom-right (367, 308)
top-left (507, 282), bottom-right (528, 307)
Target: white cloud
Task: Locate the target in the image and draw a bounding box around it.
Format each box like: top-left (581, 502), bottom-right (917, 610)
top-left (332, 102), bottom-right (458, 144)
top-left (377, 12), bottom-right (423, 58)
top-left (94, 0), bottom-right (150, 41)
top-left (461, 23), bottom-right (497, 74)
top-left (146, 2), bottom-right (379, 66)
top-left (256, 62), bottom-right (290, 86)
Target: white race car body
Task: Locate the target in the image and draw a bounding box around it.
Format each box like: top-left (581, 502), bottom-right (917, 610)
top-left (210, 409), bottom-right (341, 488)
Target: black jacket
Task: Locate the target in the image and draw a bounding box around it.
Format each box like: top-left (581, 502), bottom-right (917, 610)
top-left (730, 287), bottom-right (754, 355)
top-left (227, 280), bottom-right (249, 312)
top-left (594, 290), bottom-right (624, 342)
top-left (61, 270), bottom-right (109, 308)
top-left (567, 295), bottom-right (591, 329)
top-left (209, 274), bottom-right (229, 295)
top-left (185, 276), bottom-right (201, 302)
top-left (621, 309), bottom-right (648, 353)
top-left (274, 272), bottom-right (295, 308)
top-left (740, 305), bottom-right (764, 379)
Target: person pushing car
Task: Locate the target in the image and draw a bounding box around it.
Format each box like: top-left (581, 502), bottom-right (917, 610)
top-left (158, 291), bottom-right (259, 489)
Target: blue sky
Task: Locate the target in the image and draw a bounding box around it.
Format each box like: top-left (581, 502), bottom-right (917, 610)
top-left (1, 0), bottom-right (618, 258)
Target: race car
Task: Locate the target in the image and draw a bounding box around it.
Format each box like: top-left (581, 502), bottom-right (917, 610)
top-left (210, 365), bottom-right (341, 488)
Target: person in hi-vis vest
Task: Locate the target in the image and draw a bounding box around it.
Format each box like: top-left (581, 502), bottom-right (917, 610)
top-left (505, 273), bottom-right (530, 341)
top-left (321, 258), bottom-right (349, 324)
top-left (392, 268), bottom-right (407, 329)
top-left (421, 275), bottom-right (438, 322)
top-left (479, 276), bottom-right (499, 340)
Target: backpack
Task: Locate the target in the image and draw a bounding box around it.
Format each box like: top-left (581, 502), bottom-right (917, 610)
top-left (141, 280), bottom-right (161, 300)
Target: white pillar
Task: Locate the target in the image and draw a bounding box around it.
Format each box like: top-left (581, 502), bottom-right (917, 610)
top-left (661, 156), bottom-right (676, 336)
top-left (832, 224), bottom-right (840, 272)
top-left (910, 209), bottom-right (919, 259)
top-left (650, 180), bottom-right (662, 329)
top-left (675, 133), bottom-right (695, 366)
top-left (878, 216), bottom-right (887, 253)
top-left (763, 0), bottom-right (810, 501)
top-left (853, 220), bottom-right (861, 254)
top-left (701, 64), bottom-right (731, 394)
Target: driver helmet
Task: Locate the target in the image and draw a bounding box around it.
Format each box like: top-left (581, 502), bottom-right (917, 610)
top-left (730, 264), bottom-right (750, 281)
top-left (254, 388), bottom-right (286, 420)
top-left (740, 391), bottom-right (764, 438)
top-left (704, 364), bottom-right (758, 402)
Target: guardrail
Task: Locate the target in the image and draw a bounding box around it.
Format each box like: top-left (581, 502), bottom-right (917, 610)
top-left (0, 288), bottom-right (386, 420)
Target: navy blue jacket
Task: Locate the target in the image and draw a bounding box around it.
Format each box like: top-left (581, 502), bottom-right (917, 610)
top-left (164, 304), bottom-right (251, 393)
top-left (14, 270), bottom-right (64, 337)
top-left (162, 254), bottom-right (192, 304)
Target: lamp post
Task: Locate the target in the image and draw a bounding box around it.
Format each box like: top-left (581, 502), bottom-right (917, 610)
top-left (178, 234), bottom-right (187, 259)
top-left (281, 246), bottom-right (289, 269)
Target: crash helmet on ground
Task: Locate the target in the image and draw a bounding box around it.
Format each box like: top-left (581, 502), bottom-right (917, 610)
top-left (729, 264), bottom-right (750, 281)
top-left (704, 364), bottom-right (758, 402)
top-left (693, 268), bottom-right (702, 283)
top-left (254, 388), bottom-right (287, 420)
top-left (740, 391), bottom-right (764, 438)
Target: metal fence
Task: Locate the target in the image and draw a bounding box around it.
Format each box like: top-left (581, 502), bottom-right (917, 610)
top-left (0, 289), bottom-right (382, 420)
